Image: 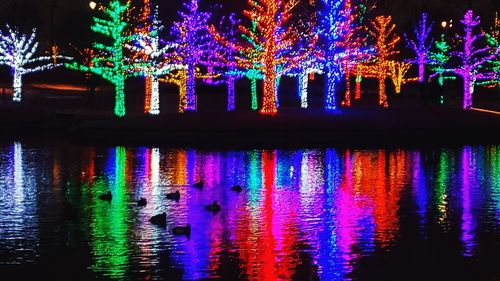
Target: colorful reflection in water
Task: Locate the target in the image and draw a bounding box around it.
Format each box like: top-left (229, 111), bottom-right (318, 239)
top-left (1, 143), bottom-right (500, 280)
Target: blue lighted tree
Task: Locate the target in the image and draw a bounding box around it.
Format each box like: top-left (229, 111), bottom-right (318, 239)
top-left (404, 13), bottom-right (434, 83)
top-left (318, 0), bottom-right (368, 111)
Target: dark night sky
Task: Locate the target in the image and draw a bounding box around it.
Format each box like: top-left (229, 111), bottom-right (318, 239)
top-left (0, 0), bottom-right (499, 49)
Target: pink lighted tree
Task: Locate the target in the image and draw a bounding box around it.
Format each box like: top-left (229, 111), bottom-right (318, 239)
top-left (452, 10), bottom-right (497, 109)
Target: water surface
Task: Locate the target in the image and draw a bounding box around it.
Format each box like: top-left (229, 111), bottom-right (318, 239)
top-left (1, 142), bottom-right (500, 280)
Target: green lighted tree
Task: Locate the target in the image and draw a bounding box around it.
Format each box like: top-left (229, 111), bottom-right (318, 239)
top-left (429, 34), bottom-right (454, 87)
top-left (484, 33), bottom-right (500, 88)
top-left (66, 0), bottom-right (131, 117)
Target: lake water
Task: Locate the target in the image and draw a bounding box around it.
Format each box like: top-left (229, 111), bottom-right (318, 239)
top-left (1, 142), bottom-right (499, 280)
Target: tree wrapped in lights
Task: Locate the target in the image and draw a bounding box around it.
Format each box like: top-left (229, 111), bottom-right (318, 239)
top-left (241, 5), bottom-right (264, 111)
top-left (128, 6), bottom-right (177, 115)
top-left (429, 34), bottom-right (454, 87)
top-left (368, 15), bottom-right (401, 108)
top-left (0, 26), bottom-right (66, 102)
top-left (484, 34), bottom-right (500, 87)
top-left (291, 58), bottom-right (323, 109)
top-left (404, 13), bottom-right (434, 83)
top-left (451, 10), bottom-right (497, 109)
top-left (317, 0), bottom-right (372, 109)
top-left (207, 13), bottom-right (243, 112)
top-left (66, 0), bottom-right (131, 117)
top-left (161, 68), bottom-right (188, 112)
top-left (134, 0), bottom-right (154, 114)
top-left (286, 1), bottom-right (323, 109)
top-left (482, 14), bottom-right (500, 89)
top-left (211, 0), bottom-right (314, 115)
top-left (244, 0), bottom-right (299, 115)
top-left (210, 7), bottom-right (265, 111)
top-left (340, 3), bottom-right (374, 107)
top-left (317, 0), bottom-right (352, 111)
top-left (169, 0), bottom-right (214, 112)
top-left (389, 61), bottom-right (412, 94)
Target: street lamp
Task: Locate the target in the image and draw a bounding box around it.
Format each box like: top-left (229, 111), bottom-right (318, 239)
top-left (89, 1), bottom-right (97, 10)
top-left (441, 21), bottom-right (447, 29)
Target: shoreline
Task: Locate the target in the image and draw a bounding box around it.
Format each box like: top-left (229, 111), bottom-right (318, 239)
top-left (2, 106), bottom-right (500, 148)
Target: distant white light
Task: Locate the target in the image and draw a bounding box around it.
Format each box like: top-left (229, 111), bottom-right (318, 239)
top-left (89, 1), bottom-right (97, 10)
top-left (441, 21), bottom-right (447, 28)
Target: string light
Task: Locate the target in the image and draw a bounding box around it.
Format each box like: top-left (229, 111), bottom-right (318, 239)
top-left (481, 26), bottom-right (500, 89)
top-left (404, 13), bottom-right (434, 83)
top-left (66, 0), bottom-right (131, 117)
top-left (286, 2), bottom-right (322, 109)
top-left (207, 13), bottom-right (243, 111)
top-left (161, 69), bottom-right (188, 113)
top-left (318, 0), bottom-right (349, 111)
top-left (429, 34), bottom-right (455, 89)
top-left (451, 10), bottom-right (497, 109)
top-left (170, 0), bottom-right (213, 112)
top-left (318, 0), bottom-right (371, 110)
top-left (0, 26), bottom-right (66, 102)
top-left (389, 61), bottom-right (413, 94)
top-left (368, 15), bottom-right (401, 108)
top-left (136, 0), bottom-right (154, 114)
top-left (128, 5), bottom-right (177, 115)
top-left (211, 0), bottom-right (315, 115)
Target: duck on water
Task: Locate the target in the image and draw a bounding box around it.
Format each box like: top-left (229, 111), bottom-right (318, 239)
top-left (231, 185), bottom-right (243, 193)
top-left (173, 224), bottom-right (191, 237)
top-left (205, 201), bottom-right (221, 213)
top-left (193, 181), bottom-right (204, 189)
top-left (166, 190), bottom-right (180, 201)
top-left (149, 212), bottom-right (166, 227)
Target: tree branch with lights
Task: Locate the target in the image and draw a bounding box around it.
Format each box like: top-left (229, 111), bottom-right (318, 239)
top-left (66, 0), bottom-right (132, 117)
top-left (128, 5), bottom-right (178, 115)
top-left (404, 13), bottom-right (434, 83)
top-left (450, 10), bottom-right (497, 109)
top-left (0, 25), bottom-right (68, 102)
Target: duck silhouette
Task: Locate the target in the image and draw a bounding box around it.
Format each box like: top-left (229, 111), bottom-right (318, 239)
top-left (149, 212), bottom-right (167, 227)
top-left (173, 224), bottom-right (191, 237)
top-left (166, 190), bottom-right (180, 201)
top-left (231, 185), bottom-right (243, 193)
top-left (205, 201), bottom-right (221, 213)
top-left (98, 191), bottom-right (112, 201)
top-left (63, 202), bottom-right (77, 221)
top-left (193, 181), bottom-right (204, 189)
top-left (137, 198), bottom-right (147, 207)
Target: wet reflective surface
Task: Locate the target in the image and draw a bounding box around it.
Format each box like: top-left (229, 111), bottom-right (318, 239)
top-left (1, 142), bottom-right (500, 280)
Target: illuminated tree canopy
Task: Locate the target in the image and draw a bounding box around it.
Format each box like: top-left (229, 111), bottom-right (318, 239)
top-left (169, 0), bottom-right (214, 113)
top-left (66, 0), bottom-right (132, 117)
top-left (0, 26), bottom-right (67, 102)
top-left (128, 5), bottom-right (177, 115)
top-left (450, 10), bottom-right (497, 109)
top-left (367, 15), bottom-right (401, 108)
top-left (404, 13), bottom-right (434, 83)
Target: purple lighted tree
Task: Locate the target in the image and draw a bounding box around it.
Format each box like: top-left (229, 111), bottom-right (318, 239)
top-left (404, 13), bottom-right (434, 83)
top-left (452, 10), bottom-right (497, 109)
top-left (170, 0), bottom-right (213, 112)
